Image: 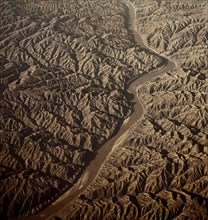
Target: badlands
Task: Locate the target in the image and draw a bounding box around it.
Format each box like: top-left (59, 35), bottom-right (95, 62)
top-left (0, 0), bottom-right (207, 219)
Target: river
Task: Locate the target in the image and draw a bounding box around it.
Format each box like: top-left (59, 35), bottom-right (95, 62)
top-left (24, 1), bottom-right (175, 219)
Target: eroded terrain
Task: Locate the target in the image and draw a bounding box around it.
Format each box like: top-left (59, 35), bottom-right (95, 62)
top-left (129, 0), bottom-right (208, 71)
top-left (0, 0), bottom-right (165, 219)
top-left (51, 0), bottom-right (208, 219)
top-left (58, 69), bottom-right (208, 220)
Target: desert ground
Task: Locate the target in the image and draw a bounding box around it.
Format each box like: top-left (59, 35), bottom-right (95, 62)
top-left (0, 0), bottom-right (207, 219)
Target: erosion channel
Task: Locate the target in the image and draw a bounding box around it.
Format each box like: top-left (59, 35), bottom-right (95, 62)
top-left (25, 0), bottom-right (175, 219)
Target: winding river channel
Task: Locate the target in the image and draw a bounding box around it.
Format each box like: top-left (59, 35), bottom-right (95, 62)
top-left (25, 1), bottom-right (175, 219)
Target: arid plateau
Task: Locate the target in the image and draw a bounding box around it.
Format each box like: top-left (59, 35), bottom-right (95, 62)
top-left (0, 0), bottom-right (207, 219)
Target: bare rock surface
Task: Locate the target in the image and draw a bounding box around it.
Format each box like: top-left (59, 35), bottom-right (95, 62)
top-left (59, 69), bottom-right (208, 220)
top-left (128, 0), bottom-right (208, 71)
top-left (51, 0), bottom-right (208, 219)
top-left (0, 0), bottom-right (165, 219)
